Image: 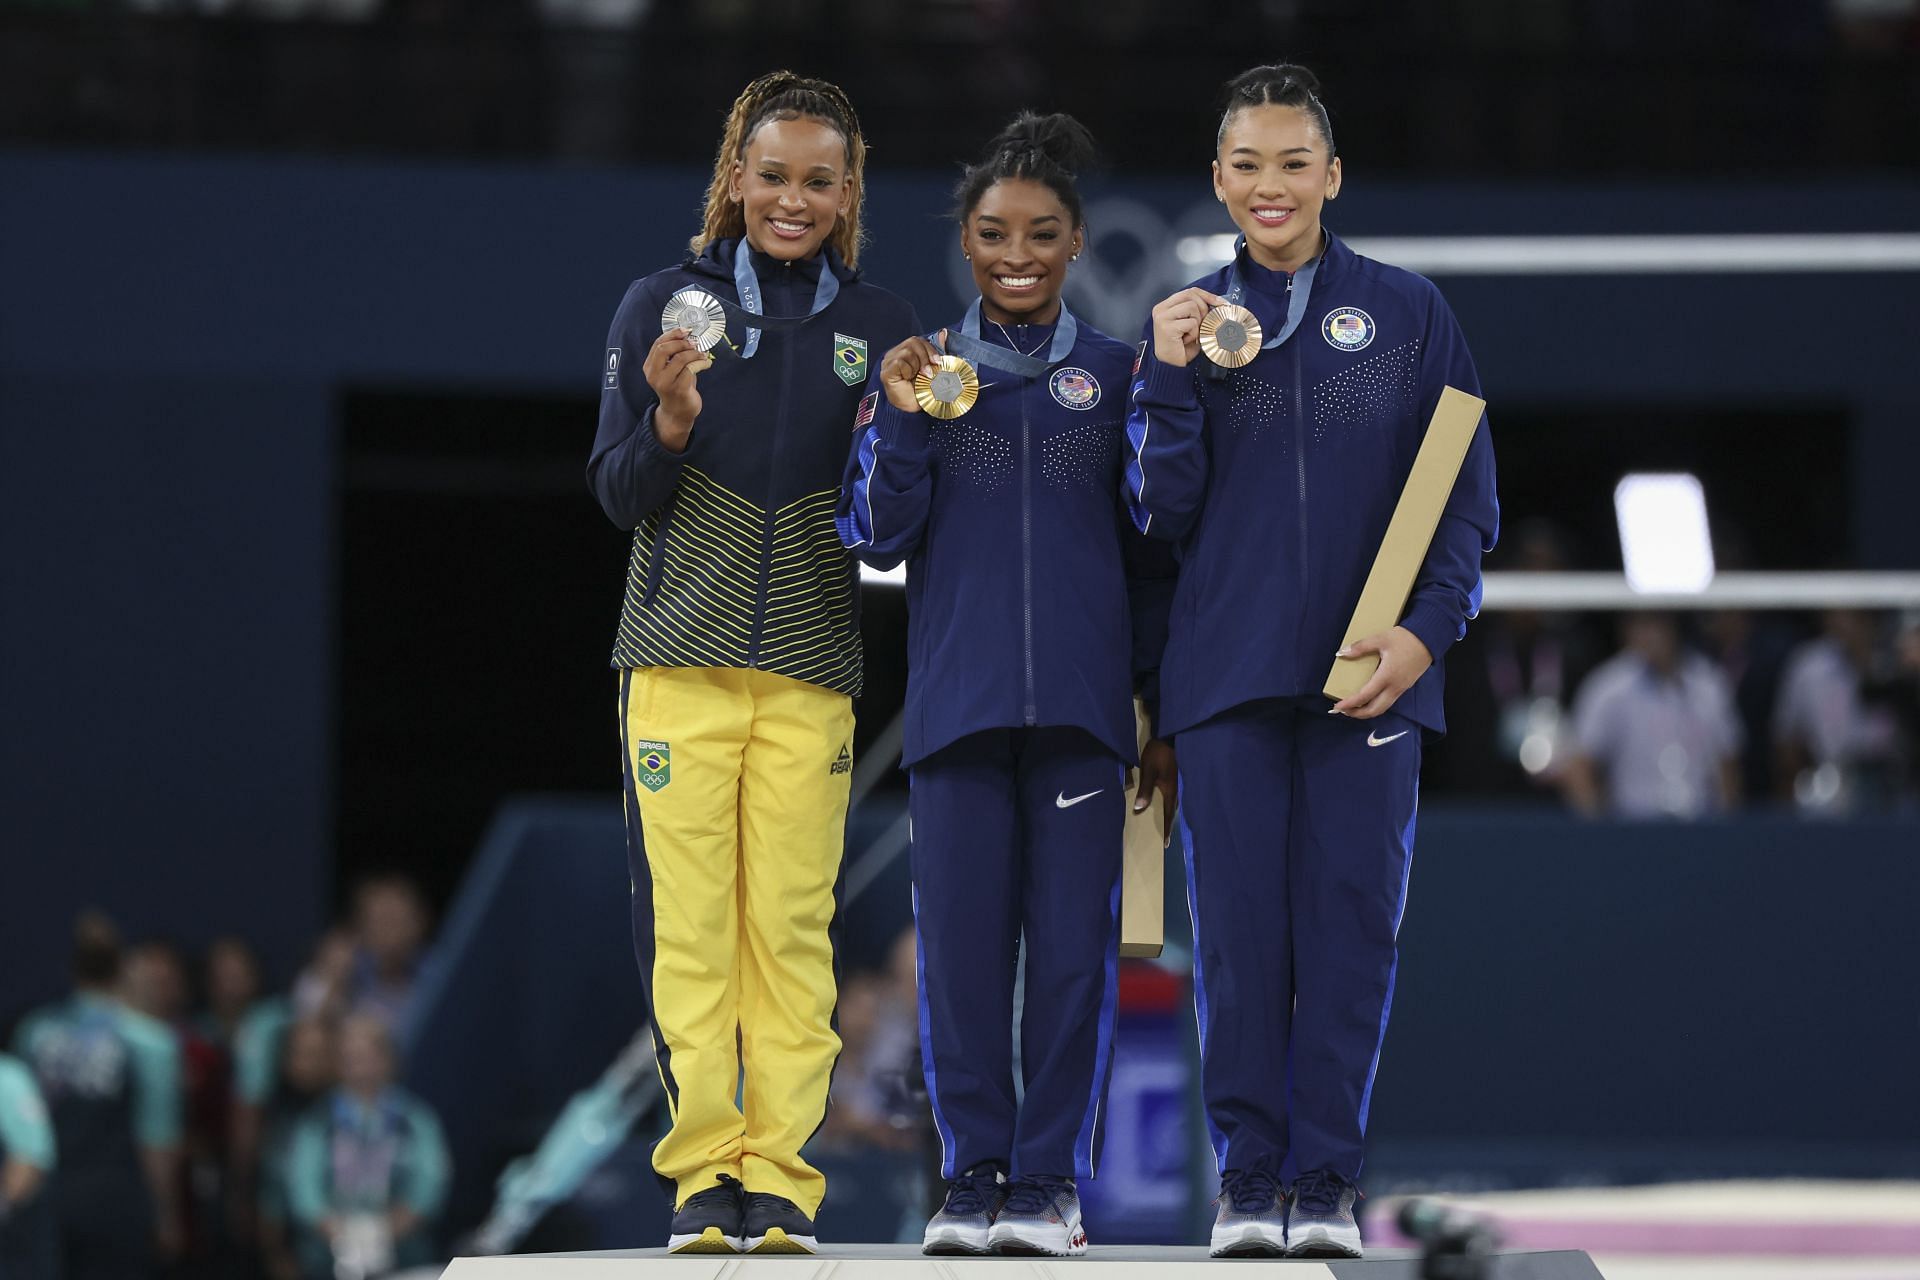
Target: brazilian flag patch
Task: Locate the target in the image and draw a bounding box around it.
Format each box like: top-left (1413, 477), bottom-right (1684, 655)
top-left (833, 333), bottom-right (868, 387)
top-left (636, 739), bottom-right (671, 793)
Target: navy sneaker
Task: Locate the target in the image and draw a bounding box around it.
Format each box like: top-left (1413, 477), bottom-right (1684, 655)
top-left (668, 1173), bottom-right (744, 1253)
top-left (987, 1175), bottom-right (1087, 1256)
top-left (923, 1163), bottom-right (1008, 1255)
top-left (744, 1191), bottom-right (818, 1254)
top-left (1287, 1169), bottom-right (1362, 1258)
top-left (1210, 1165), bottom-right (1287, 1257)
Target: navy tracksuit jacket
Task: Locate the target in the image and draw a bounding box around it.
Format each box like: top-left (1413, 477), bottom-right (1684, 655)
top-left (1126, 233), bottom-right (1499, 1181)
top-left (838, 308), bottom-right (1174, 1178)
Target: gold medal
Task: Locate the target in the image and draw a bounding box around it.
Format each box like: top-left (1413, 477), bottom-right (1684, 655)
top-left (913, 355), bottom-right (980, 420)
top-left (660, 289), bottom-right (728, 353)
top-left (1199, 304), bottom-right (1263, 368)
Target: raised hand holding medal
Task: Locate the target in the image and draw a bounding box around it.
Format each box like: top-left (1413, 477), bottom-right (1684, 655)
top-left (1148, 287), bottom-right (1232, 367)
top-left (878, 331), bottom-right (951, 415)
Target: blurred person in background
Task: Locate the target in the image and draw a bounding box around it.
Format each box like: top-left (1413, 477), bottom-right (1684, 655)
top-left (1775, 607), bottom-right (1909, 813)
top-left (292, 878), bottom-right (436, 1052)
top-left (1434, 519), bottom-right (1604, 798)
top-left (126, 940), bottom-right (235, 1270)
top-left (201, 937), bottom-right (266, 1050)
top-left (817, 929), bottom-right (925, 1157)
top-left (0, 1052), bottom-right (57, 1278)
top-left (342, 875), bottom-right (436, 1043)
top-left (286, 1016), bottom-right (447, 1279)
top-left (12, 913), bottom-right (185, 1278)
top-left (229, 946), bottom-right (303, 1264)
top-left (1560, 613), bottom-right (1743, 818)
top-left (291, 928), bottom-right (357, 1024)
top-left (255, 1019), bottom-right (338, 1280)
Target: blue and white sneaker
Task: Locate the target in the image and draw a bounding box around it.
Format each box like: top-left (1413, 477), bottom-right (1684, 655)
top-left (987, 1175), bottom-right (1087, 1256)
top-left (923, 1163), bottom-right (1008, 1255)
top-left (1287, 1169), bottom-right (1363, 1258)
top-left (1210, 1165), bottom-right (1288, 1257)
top-left (743, 1191), bottom-right (818, 1254)
top-left (667, 1173), bottom-right (744, 1253)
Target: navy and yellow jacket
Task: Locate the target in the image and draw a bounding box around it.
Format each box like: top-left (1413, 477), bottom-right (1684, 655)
top-left (837, 310), bottom-right (1176, 769)
top-left (1126, 232), bottom-right (1499, 738)
top-left (590, 238), bottom-right (920, 696)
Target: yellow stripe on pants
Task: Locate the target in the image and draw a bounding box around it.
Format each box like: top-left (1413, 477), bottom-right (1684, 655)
top-left (619, 665), bottom-right (854, 1216)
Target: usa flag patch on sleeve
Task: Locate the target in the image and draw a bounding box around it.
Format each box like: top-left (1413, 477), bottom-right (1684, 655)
top-left (854, 390), bottom-right (879, 430)
top-left (1133, 340), bottom-right (1147, 376)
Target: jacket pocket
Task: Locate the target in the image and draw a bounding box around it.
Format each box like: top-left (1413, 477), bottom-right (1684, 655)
top-left (639, 501), bottom-right (675, 608)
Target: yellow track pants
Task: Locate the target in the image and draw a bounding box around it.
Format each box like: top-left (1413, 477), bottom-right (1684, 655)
top-left (617, 665), bottom-right (854, 1216)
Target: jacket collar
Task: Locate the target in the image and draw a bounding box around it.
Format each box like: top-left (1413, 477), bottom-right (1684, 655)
top-left (686, 236), bottom-right (858, 288)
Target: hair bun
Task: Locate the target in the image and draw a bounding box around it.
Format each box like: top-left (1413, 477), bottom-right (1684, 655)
top-left (987, 111), bottom-right (1099, 177)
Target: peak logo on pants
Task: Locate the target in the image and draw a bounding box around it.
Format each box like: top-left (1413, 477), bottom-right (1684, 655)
top-left (830, 743), bottom-right (852, 775)
top-left (636, 739), bottom-right (672, 792)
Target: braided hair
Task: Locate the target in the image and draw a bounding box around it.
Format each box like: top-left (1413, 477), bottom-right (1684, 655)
top-left (692, 70), bottom-right (869, 267)
top-left (953, 111), bottom-right (1099, 229)
top-left (1216, 63), bottom-right (1335, 158)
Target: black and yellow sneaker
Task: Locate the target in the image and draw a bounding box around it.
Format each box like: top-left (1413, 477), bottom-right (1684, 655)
top-left (667, 1173), bottom-right (745, 1253)
top-left (744, 1191), bottom-right (819, 1254)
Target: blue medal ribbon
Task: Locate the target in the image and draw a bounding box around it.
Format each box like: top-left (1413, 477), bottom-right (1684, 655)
top-left (939, 296), bottom-right (1079, 377)
top-left (1207, 233), bottom-right (1326, 381)
top-left (730, 246), bottom-right (841, 359)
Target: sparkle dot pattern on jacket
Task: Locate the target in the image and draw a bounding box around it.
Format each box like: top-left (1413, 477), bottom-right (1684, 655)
top-left (1217, 371), bottom-right (1291, 441)
top-left (932, 422), bottom-right (1015, 493)
top-left (1041, 418), bottom-right (1122, 489)
top-left (1311, 339), bottom-right (1421, 440)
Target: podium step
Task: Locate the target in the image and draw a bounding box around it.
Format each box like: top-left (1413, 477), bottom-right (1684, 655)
top-left (443, 1243), bottom-right (1606, 1278)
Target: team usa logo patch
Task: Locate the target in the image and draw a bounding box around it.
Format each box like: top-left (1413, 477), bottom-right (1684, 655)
top-left (635, 739), bottom-right (671, 793)
top-left (1050, 366), bottom-right (1101, 410)
top-left (604, 348), bottom-right (621, 390)
top-left (833, 333), bottom-right (868, 387)
top-left (854, 390), bottom-right (879, 430)
top-left (1322, 308), bottom-right (1375, 351)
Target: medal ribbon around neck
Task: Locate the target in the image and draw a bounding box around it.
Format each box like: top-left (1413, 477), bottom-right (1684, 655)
top-left (729, 246), bottom-right (840, 359)
top-left (940, 296), bottom-right (1080, 378)
top-left (1204, 234), bottom-right (1324, 381)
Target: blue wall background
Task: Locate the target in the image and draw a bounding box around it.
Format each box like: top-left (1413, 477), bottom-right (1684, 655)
top-left (3, 149), bottom-right (1917, 1024)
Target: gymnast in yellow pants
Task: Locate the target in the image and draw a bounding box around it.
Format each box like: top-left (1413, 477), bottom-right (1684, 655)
top-left (586, 71), bottom-right (920, 1254)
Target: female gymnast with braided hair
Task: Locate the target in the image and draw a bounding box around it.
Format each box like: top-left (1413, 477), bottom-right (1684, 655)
top-left (589, 70), bottom-right (920, 1255)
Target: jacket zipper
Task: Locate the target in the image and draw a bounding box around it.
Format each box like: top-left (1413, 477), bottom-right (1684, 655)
top-left (1293, 299), bottom-right (1310, 679)
top-left (747, 260), bottom-right (798, 669)
top-left (1021, 379), bottom-right (1037, 725)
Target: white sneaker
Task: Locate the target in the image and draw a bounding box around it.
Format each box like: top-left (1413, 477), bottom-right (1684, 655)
top-left (987, 1176), bottom-right (1087, 1257)
top-left (1286, 1170), bottom-right (1363, 1259)
top-left (1210, 1167), bottom-right (1287, 1257)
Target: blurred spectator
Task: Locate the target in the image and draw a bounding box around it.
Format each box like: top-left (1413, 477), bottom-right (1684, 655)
top-left (256, 1019), bottom-right (338, 1280)
top-left (11, 912), bottom-right (186, 1278)
top-left (1775, 608), bottom-right (1910, 813)
top-left (126, 939), bottom-right (244, 1269)
top-left (1700, 608), bottom-right (1801, 806)
top-left (202, 936), bottom-right (267, 1048)
top-left (0, 1052), bottom-right (57, 1278)
top-left (1434, 519), bottom-right (1605, 797)
top-left (819, 929), bottom-right (925, 1155)
top-left (286, 1015), bottom-right (448, 1279)
top-left (295, 877), bottom-right (436, 1048)
top-left (1560, 614), bottom-right (1743, 818)
top-left (291, 929), bottom-right (357, 1024)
